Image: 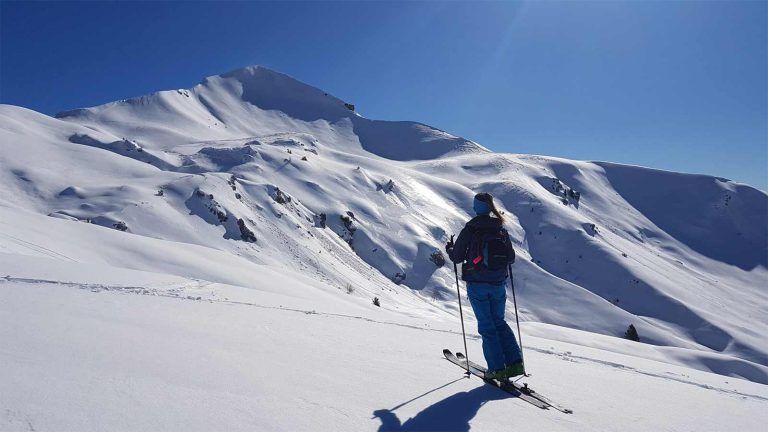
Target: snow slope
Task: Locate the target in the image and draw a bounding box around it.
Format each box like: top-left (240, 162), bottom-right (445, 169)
top-left (1, 65), bottom-right (766, 430)
top-left (1, 224), bottom-right (766, 431)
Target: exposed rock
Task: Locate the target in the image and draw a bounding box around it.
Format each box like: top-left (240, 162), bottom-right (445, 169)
top-left (339, 214), bottom-right (356, 247)
top-left (272, 187), bottom-right (291, 204)
top-left (377, 179), bottom-right (396, 193)
top-left (624, 324), bottom-right (640, 342)
top-left (195, 189), bottom-right (227, 222)
top-left (237, 218), bottom-right (257, 242)
top-left (545, 176), bottom-right (581, 206)
top-left (429, 250), bottom-right (446, 267)
top-left (341, 215), bottom-right (355, 231)
top-left (393, 272), bottom-right (406, 284)
top-left (314, 213), bottom-right (327, 228)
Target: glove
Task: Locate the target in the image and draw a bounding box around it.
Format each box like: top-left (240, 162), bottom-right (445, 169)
top-left (445, 235), bottom-right (454, 254)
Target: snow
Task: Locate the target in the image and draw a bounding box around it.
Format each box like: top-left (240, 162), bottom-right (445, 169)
top-left (2, 261), bottom-right (766, 431)
top-left (1, 65), bottom-right (766, 430)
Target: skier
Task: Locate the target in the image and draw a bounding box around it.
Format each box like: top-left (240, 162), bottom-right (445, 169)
top-left (445, 192), bottom-right (524, 380)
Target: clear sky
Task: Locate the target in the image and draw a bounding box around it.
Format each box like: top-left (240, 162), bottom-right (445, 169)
top-left (2, 1), bottom-right (766, 190)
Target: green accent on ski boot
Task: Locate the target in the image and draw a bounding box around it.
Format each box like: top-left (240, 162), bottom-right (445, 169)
top-left (503, 362), bottom-right (526, 378)
top-left (484, 368), bottom-right (508, 380)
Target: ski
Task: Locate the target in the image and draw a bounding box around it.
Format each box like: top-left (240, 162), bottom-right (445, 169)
top-left (443, 349), bottom-right (549, 410)
top-left (455, 351), bottom-right (573, 414)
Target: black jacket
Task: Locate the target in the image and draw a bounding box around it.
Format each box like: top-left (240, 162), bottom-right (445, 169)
top-left (448, 215), bottom-right (515, 283)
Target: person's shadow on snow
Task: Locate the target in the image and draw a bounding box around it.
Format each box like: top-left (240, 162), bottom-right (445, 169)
top-left (373, 383), bottom-right (506, 432)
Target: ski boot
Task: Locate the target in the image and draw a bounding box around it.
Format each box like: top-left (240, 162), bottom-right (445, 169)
top-left (503, 361), bottom-right (526, 378)
top-left (484, 368), bottom-right (509, 380)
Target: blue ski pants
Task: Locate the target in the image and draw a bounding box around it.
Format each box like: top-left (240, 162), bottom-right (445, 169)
top-left (467, 281), bottom-right (522, 372)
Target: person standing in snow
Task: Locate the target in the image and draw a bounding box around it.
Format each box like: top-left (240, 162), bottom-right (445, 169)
top-left (445, 192), bottom-right (524, 380)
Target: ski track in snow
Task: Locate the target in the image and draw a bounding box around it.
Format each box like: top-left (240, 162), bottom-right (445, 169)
top-left (3, 275), bottom-right (764, 404)
top-left (2, 409), bottom-right (36, 432)
top-left (532, 347), bottom-right (768, 402)
top-left (0, 232), bottom-right (77, 263)
top-left (0, 275), bottom-right (475, 338)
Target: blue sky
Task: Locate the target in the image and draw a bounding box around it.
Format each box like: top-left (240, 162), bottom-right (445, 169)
top-left (2, 1), bottom-right (766, 189)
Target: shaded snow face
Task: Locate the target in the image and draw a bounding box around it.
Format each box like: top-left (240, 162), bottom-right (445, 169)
top-left (1, 65), bottom-right (767, 384)
top-left (597, 162), bottom-right (767, 271)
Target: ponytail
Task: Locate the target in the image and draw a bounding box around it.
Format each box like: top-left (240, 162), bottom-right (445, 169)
top-left (490, 202), bottom-right (505, 223)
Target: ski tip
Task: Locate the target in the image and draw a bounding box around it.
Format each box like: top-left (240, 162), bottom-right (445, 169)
top-left (442, 348), bottom-right (452, 357)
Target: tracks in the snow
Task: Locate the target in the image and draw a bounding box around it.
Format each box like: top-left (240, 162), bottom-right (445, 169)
top-left (3, 275), bottom-right (766, 402)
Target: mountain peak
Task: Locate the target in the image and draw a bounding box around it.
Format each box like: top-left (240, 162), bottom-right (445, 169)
top-left (54, 65), bottom-right (486, 160)
top-left (216, 65), bottom-right (290, 81)
top-left (206, 65), bottom-right (354, 123)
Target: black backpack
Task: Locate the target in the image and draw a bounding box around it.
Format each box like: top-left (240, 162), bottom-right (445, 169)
top-left (462, 227), bottom-right (513, 276)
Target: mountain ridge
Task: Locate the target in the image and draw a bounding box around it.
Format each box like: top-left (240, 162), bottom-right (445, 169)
top-left (1, 66), bottom-right (766, 384)
top-left (54, 65), bottom-right (487, 161)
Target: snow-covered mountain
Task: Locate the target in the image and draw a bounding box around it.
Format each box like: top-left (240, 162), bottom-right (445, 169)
top-left (1, 66), bottom-right (766, 430)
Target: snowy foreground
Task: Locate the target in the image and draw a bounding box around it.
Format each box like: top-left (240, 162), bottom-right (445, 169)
top-left (1, 66), bottom-right (767, 430)
top-left (1, 250), bottom-right (766, 431)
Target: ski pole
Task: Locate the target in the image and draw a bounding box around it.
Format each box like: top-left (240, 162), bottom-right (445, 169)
top-left (509, 264), bottom-right (525, 364)
top-left (451, 235), bottom-right (471, 377)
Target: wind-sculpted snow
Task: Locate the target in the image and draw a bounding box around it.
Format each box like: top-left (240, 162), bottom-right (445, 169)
top-left (1, 66), bottom-right (767, 388)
